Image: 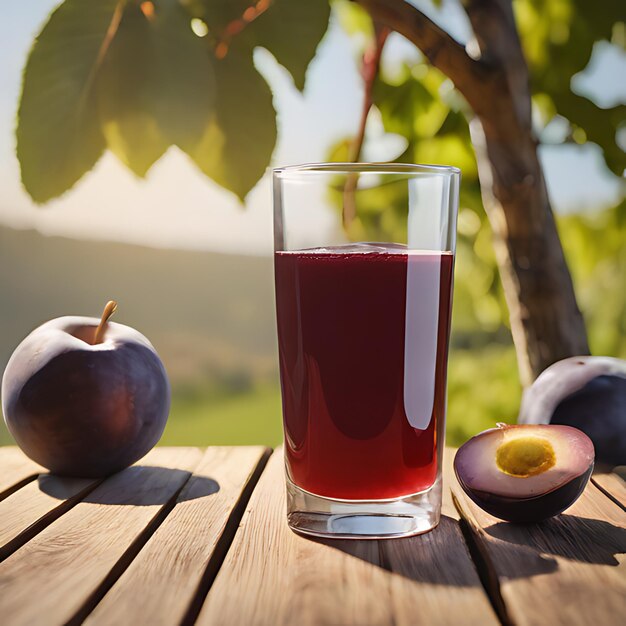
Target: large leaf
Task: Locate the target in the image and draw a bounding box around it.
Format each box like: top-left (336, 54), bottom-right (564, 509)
top-left (242, 0), bottom-right (331, 91)
top-left (96, 0), bottom-right (215, 176)
top-left (150, 0), bottom-right (215, 150)
top-left (17, 0), bottom-right (325, 202)
top-left (187, 0), bottom-right (252, 31)
top-left (190, 47), bottom-right (276, 201)
top-left (187, 0), bottom-right (330, 91)
top-left (96, 4), bottom-right (168, 177)
top-left (16, 0), bottom-right (123, 203)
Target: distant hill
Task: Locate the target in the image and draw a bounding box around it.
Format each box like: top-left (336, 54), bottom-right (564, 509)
top-left (0, 225), bottom-right (278, 389)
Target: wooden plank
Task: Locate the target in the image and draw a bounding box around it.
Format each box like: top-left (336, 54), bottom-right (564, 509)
top-left (196, 448), bottom-right (498, 626)
top-left (0, 474), bottom-right (101, 561)
top-left (0, 447), bottom-right (202, 626)
top-left (592, 473), bottom-right (626, 510)
top-left (0, 447), bottom-right (45, 500)
top-left (451, 460), bottom-right (626, 626)
top-left (85, 446), bottom-right (270, 626)
top-left (378, 449), bottom-right (499, 625)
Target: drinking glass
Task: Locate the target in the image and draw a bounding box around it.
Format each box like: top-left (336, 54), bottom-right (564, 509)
top-left (273, 163), bottom-right (460, 539)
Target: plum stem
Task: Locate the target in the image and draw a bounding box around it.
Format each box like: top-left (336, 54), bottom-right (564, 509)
top-left (93, 300), bottom-right (118, 344)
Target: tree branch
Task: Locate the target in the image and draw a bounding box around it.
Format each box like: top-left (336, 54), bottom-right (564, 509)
top-left (350, 23), bottom-right (389, 163)
top-left (461, 0), bottom-right (531, 124)
top-left (343, 23), bottom-right (389, 228)
top-left (215, 0), bottom-right (272, 59)
top-left (353, 0), bottom-right (490, 107)
top-left (461, 1), bottom-right (517, 62)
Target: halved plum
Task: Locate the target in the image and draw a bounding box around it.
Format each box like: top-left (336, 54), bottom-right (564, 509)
top-left (454, 424), bottom-right (594, 523)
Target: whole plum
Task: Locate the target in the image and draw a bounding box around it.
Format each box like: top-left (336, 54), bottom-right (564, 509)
top-left (1, 302), bottom-right (170, 477)
top-left (518, 356), bottom-right (626, 467)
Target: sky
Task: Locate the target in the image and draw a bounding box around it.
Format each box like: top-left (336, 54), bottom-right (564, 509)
top-left (0, 0), bottom-right (624, 255)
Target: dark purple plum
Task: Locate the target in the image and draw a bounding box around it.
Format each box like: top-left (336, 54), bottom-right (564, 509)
top-left (1, 302), bottom-right (170, 477)
top-left (454, 424), bottom-right (594, 523)
top-left (518, 356), bottom-right (626, 466)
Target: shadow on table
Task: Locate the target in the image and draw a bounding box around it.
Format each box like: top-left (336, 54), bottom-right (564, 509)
top-left (37, 466), bottom-right (220, 506)
top-left (309, 514), bottom-right (558, 586)
top-left (485, 515), bottom-right (626, 567)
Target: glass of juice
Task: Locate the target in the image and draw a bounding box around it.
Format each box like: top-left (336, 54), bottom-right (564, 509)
top-left (273, 163), bottom-right (459, 539)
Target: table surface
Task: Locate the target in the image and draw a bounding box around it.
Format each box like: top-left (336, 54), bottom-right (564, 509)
top-left (0, 445), bottom-right (624, 626)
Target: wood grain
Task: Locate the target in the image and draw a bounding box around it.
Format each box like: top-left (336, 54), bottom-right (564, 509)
top-left (451, 466), bottom-right (626, 626)
top-left (197, 448), bottom-right (497, 626)
top-left (592, 473), bottom-right (626, 510)
top-left (0, 447), bottom-right (202, 626)
top-left (0, 474), bottom-right (100, 561)
top-left (0, 447), bottom-right (45, 500)
top-left (85, 446), bottom-right (270, 626)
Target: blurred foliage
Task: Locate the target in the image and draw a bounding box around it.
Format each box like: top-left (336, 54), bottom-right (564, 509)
top-left (17, 0), bottom-right (329, 202)
top-left (331, 0), bottom-right (625, 284)
top-left (335, 0), bottom-right (625, 174)
top-left (559, 202), bottom-right (626, 357)
top-left (517, 0), bottom-right (625, 175)
top-left (329, 0), bottom-right (625, 364)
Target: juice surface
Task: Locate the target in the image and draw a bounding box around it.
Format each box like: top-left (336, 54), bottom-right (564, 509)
top-left (275, 244), bottom-right (454, 500)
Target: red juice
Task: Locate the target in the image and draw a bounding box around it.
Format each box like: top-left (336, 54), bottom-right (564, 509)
top-left (275, 244), bottom-right (454, 500)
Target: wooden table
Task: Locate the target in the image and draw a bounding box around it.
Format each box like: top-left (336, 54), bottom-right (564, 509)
top-left (1, 445), bottom-right (624, 626)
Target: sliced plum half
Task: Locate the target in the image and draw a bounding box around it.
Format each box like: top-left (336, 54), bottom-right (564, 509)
top-left (454, 424), bottom-right (594, 523)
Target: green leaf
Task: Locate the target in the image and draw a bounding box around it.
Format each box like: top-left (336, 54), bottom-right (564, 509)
top-left (517, 0), bottom-right (624, 174)
top-left (190, 0), bottom-right (252, 31)
top-left (151, 0), bottom-right (215, 150)
top-left (243, 0), bottom-right (331, 90)
top-left (326, 137), bottom-right (353, 162)
top-left (438, 110), bottom-right (471, 138)
top-left (191, 0), bottom-right (330, 89)
top-left (332, 0), bottom-right (374, 38)
top-left (189, 47), bottom-right (276, 201)
top-left (552, 92), bottom-right (626, 175)
top-left (96, 1), bottom-right (215, 176)
top-left (96, 4), bottom-right (168, 177)
top-left (16, 0), bottom-right (122, 203)
top-left (373, 74), bottom-right (434, 137)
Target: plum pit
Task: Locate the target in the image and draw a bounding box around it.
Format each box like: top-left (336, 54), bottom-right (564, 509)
top-left (496, 436), bottom-right (556, 478)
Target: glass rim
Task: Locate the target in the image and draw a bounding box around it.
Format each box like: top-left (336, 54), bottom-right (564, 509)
top-left (273, 161), bottom-right (461, 178)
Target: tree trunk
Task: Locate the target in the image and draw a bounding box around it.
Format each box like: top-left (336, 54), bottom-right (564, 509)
top-left (462, 0), bottom-right (590, 384)
top-left (470, 117), bottom-right (589, 385)
top-left (356, 0), bottom-right (590, 384)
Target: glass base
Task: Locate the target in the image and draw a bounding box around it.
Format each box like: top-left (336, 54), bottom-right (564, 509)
top-left (286, 475), bottom-right (442, 539)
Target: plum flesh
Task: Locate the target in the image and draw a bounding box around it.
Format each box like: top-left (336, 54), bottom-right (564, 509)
top-left (454, 424), bottom-right (594, 523)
